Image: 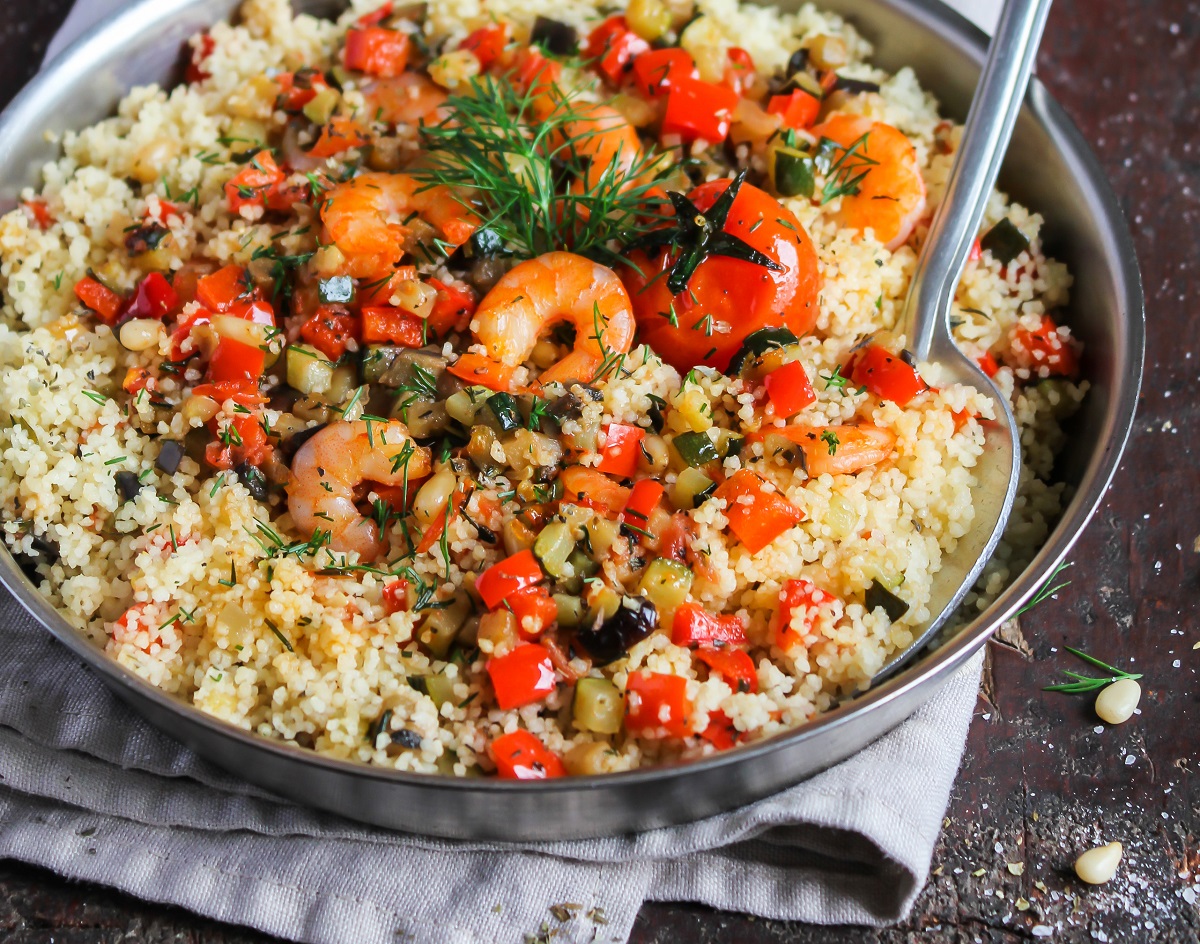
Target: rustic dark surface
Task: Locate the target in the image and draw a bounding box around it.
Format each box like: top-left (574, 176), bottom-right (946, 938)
top-left (1, 0), bottom-right (1197, 941)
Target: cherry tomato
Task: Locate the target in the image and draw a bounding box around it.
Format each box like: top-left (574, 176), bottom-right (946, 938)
top-left (623, 180), bottom-right (820, 372)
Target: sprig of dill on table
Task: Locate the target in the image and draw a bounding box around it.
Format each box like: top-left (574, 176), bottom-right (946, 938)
top-left (415, 74), bottom-right (675, 265)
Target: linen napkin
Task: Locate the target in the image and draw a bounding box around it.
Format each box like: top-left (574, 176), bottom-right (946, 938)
top-left (6, 1), bottom-right (994, 941)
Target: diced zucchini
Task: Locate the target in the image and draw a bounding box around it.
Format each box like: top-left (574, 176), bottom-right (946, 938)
top-left (771, 146), bottom-right (816, 199)
top-left (638, 558), bottom-right (693, 615)
top-left (423, 672), bottom-right (457, 709)
top-left (670, 466), bottom-right (716, 510)
top-left (445, 386), bottom-right (491, 426)
top-left (394, 396), bottom-right (446, 437)
top-left (419, 596), bottom-right (472, 657)
top-left (318, 275), bottom-right (354, 304)
top-left (485, 392), bottom-right (521, 432)
top-left (672, 430), bottom-right (719, 467)
top-left (573, 677), bottom-right (624, 734)
top-left (727, 326), bottom-right (800, 374)
top-left (534, 520), bottom-right (575, 578)
top-left (553, 593), bottom-right (584, 627)
top-left (286, 344), bottom-right (333, 395)
top-left (302, 87), bottom-right (340, 125)
top-left (865, 578), bottom-right (909, 622)
top-left (980, 218), bottom-right (1030, 265)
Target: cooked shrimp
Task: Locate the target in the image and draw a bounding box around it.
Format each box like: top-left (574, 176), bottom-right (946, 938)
top-left (362, 73), bottom-right (447, 127)
top-left (469, 251), bottom-right (636, 385)
top-left (287, 420), bottom-right (431, 561)
top-left (320, 172), bottom-right (477, 278)
top-left (552, 103), bottom-right (643, 193)
top-left (755, 424), bottom-right (896, 477)
top-left (810, 114), bottom-right (926, 251)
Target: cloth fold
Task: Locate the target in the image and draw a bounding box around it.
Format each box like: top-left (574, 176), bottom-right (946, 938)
top-left (6, 0), bottom-right (994, 940)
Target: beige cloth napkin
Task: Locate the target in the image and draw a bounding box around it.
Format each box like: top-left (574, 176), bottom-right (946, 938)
top-left (1, 1), bottom-right (996, 941)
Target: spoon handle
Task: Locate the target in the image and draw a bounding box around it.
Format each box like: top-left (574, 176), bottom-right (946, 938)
top-left (903, 0), bottom-right (1054, 361)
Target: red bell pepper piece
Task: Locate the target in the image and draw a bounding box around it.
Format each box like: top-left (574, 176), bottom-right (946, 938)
top-left (775, 577), bottom-right (835, 651)
top-left (74, 275), bottom-right (123, 324)
top-left (300, 307), bottom-right (360, 360)
top-left (274, 69), bottom-right (330, 112)
top-left (767, 90), bottom-right (821, 130)
top-left (695, 647), bottom-right (757, 694)
top-left (509, 585), bottom-right (558, 639)
top-left (698, 708), bottom-right (741, 750)
top-left (475, 549), bottom-right (544, 609)
top-left (1006, 314), bottom-right (1078, 378)
top-left (512, 46), bottom-right (563, 97)
top-left (489, 729), bottom-right (566, 779)
top-left (671, 602), bottom-right (748, 648)
top-left (355, 2), bottom-right (393, 26)
top-left (360, 306), bottom-right (424, 348)
top-left (722, 47), bottom-right (756, 95)
top-left (224, 151), bottom-right (285, 214)
top-left (169, 309), bottom-right (211, 361)
top-left (625, 671), bottom-right (692, 738)
top-left (196, 264), bottom-right (256, 312)
top-left (586, 16), bottom-right (650, 86)
top-left (620, 479), bottom-right (664, 539)
top-left (185, 34), bottom-right (215, 84)
top-left (713, 469), bottom-right (803, 554)
top-left (21, 199), bottom-right (53, 230)
top-left (845, 343), bottom-right (928, 406)
top-left (487, 643), bottom-right (558, 710)
top-left (763, 360), bottom-right (816, 417)
top-left (382, 578), bottom-right (410, 615)
top-left (208, 337), bottom-right (265, 387)
top-left (227, 298), bottom-right (276, 327)
top-left (977, 350), bottom-right (999, 377)
top-left (343, 27), bottom-right (410, 77)
top-left (122, 366), bottom-right (153, 396)
top-left (308, 117), bottom-right (370, 158)
top-left (446, 352), bottom-right (515, 392)
top-left (594, 424), bottom-right (644, 479)
top-left (459, 23), bottom-right (508, 69)
top-left (425, 278), bottom-right (477, 337)
top-left (124, 272), bottom-right (180, 321)
top-left (206, 412), bottom-right (270, 469)
top-left (661, 78), bottom-right (738, 143)
top-left (630, 48), bottom-right (698, 98)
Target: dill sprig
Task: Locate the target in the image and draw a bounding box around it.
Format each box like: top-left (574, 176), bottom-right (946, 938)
top-left (1016, 560), bottom-right (1073, 617)
top-left (1043, 646), bottom-right (1143, 695)
top-left (415, 74), bottom-right (673, 265)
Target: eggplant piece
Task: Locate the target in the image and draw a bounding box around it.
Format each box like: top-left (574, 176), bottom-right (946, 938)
top-left (980, 218), bottom-right (1030, 265)
top-left (786, 47), bottom-right (809, 75)
top-left (544, 392), bottom-right (583, 423)
top-left (234, 462), bottom-right (268, 501)
top-left (280, 422), bottom-right (328, 461)
top-left (832, 75), bottom-right (882, 95)
top-left (865, 579), bottom-right (909, 622)
top-left (531, 16), bottom-right (578, 55)
top-left (114, 471), bottom-right (143, 502)
top-left (155, 440), bottom-right (184, 475)
top-left (391, 728), bottom-right (423, 750)
top-left (574, 596), bottom-right (657, 665)
top-left (361, 345), bottom-right (448, 389)
top-left (13, 533), bottom-right (59, 580)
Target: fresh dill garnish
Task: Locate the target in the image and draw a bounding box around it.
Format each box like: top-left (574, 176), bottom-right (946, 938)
top-left (1043, 645), bottom-right (1142, 695)
top-left (816, 133), bottom-right (879, 205)
top-left (1016, 560), bottom-right (1073, 617)
top-left (265, 618), bottom-right (294, 652)
top-left (218, 562), bottom-right (237, 588)
top-left (82, 390), bottom-right (107, 405)
top-left (820, 430), bottom-right (840, 455)
top-left (415, 74), bottom-right (673, 266)
top-left (821, 364), bottom-right (849, 393)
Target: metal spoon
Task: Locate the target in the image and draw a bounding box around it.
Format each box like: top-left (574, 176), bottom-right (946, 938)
top-left (875, 0), bottom-right (1053, 678)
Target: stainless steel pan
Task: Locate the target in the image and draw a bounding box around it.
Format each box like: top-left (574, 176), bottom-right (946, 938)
top-left (0, 0), bottom-right (1143, 840)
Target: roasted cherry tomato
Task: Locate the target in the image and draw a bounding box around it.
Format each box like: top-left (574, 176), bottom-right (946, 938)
top-left (623, 180), bottom-right (820, 372)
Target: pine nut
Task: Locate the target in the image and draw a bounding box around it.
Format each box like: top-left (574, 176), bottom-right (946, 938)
top-left (1095, 677), bottom-right (1140, 724)
top-left (1074, 841), bottom-right (1123, 885)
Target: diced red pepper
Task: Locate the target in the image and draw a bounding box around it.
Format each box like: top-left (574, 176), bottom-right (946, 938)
top-left (621, 479), bottom-right (664, 538)
top-left (382, 578), bottom-right (410, 615)
top-left (699, 708), bottom-right (741, 750)
top-left (122, 366), bottom-right (153, 396)
top-left (845, 343), bottom-right (928, 406)
top-left (123, 272), bottom-right (180, 321)
top-left (763, 360), bottom-right (816, 417)
top-left (227, 298), bottom-right (276, 327)
top-left (196, 265), bottom-right (256, 312)
top-left (1006, 314), bottom-right (1079, 378)
top-left (695, 647), bottom-right (758, 694)
top-left (767, 89), bottom-right (821, 130)
top-left (977, 350), bottom-right (999, 377)
top-left (360, 306), bottom-right (424, 347)
top-left (509, 585), bottom-right (558, 640)
top-left (205, 412), bottom-right (270, 469)
top-left (671, 602), bottom-right (748, 648)
top-left (775, 577), bottom-right (835, 651)
top-left (425, 278), bottom-right (477, 337)
top-left (169, 309), bottom-right (212, 361)
top-left (185, 34), bottom-right (215, 84)
top-left (630, 48), bottom-right (698, 98)
top-left (476, 549), bottom-right (544, 609)
top-left (224, 151), bottom-right (285, 214)
top-left (355, 1), bottom-right (393, 27)
top-left (559, 466), bottom-right (630, 519)
top-left (308, 117), bottom-right (371, 158)
top-left (300, 307), bottom-right (360, 360)
top-left (74, 275), bottom-right (123, 324)
top-left (446, 352), bottom-right (515, 392)
top-left (192, 381), bottom-right (263, 405)
top-left (489, 729), bottom-right (566, 780)
top-left (713, 469), bottom-right (804, 554)
top-left (265, 179), bottom-right (312, 213)
top-left (722, 47), bottom-right (756, 95)
top-left (594, 424), bottom-right (644, 479)
top-left (21, 199), bottom-right (53, 230)
top-left (274, 69), bottom-right (330, 112)
top-left (459, 23), bottom-right (508, 69)
top-left (967, 237), bottom-right (982, 263)
top-left (585, 16), bottom-right (651, 86)
top-left (208, 337), bottom-right (265, 387)
top-left (414, 484), bottom-right (467, 554)
top-left (486, 643), bottom-right (558, 710)
top-left (625, 671), bottom-right (692, 738)
top-left (661, 78), bottom-right (738, 143)
top-left (343, 27), bottom-right (410, 77)
top-left (512, 46), bottom-right (563, 97)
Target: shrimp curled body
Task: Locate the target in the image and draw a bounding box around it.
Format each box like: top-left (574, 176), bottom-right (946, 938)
top-left (287, 420), bottom-right (431, 561)
top-left (471, 251), bottom-right (636, 385)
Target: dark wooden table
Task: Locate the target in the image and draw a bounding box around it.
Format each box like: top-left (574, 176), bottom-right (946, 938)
top-left (2, 0), bottom-right (1197, 941)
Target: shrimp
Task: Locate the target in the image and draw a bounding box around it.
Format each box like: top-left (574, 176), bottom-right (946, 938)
top-left (810, 114), bottom-right (926, 252)
top-left (469, 251), bottom-right (636, 385)
top-left (754, 424), bottom-right (896, 477)
top-left (287, 420), bottom-right (431, 561)
top-left (361, 73), bottom-right (447, 127)
top-left (320, 172), bottom-right (477, 279)
top-left (552, 103), bottom-right (644, 193)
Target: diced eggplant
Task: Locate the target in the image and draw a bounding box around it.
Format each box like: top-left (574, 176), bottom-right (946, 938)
top-left (390, 728), bottom-right (423, 750)
top-left (395, 396), bottom-right (448, 438)
top-left (361, 345), bottom-right (448, 389)
top-left (544, 392), bottom-right (583, 423)
top-left (155, 440), bottom-right (184, 475)
top-left (786, 47), bottom-right (809, 75)
top-left (235, 462), bottom-right (268, 501)
top-left (114, 470), bottom-right (142, 502)
top-left (865, 579), bottom-right (909, 622)
top-left (574, 596), bottom-right (657, 665)
top-left (832, 75), bottom-right (881, 95)
top-left (13, 533), bottom-right (59, 580)
top-left (531, 16), bottom-right (578, 55)
top-left (980, 218), bottom-right (1030, 265)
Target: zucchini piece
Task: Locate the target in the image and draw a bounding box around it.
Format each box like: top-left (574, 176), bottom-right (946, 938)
top-left (573, 677), bottom-right (624, 734)
top-left (672, 430), bottom-right (719, 467)
top-left (534, 520), bottom-right (575, 578)
top-left (727, 326), bottom-right (800, 375)
top-left (286, 344), bottom-right (333, 395)
top-left (980, 218), bottom-right (1030, 265)
top-left (865, 579), bottom-right (909, 622)
top-left (485, 391), bottom-right (521, 433)
top-left (772, 147), bottom-right (816, 199)
top-left (637, 559), bottom-right (693, 615)
top-left (318, 275), bottom-right (355, 304)
top-left (670, 466), bottom-right (716, 510)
